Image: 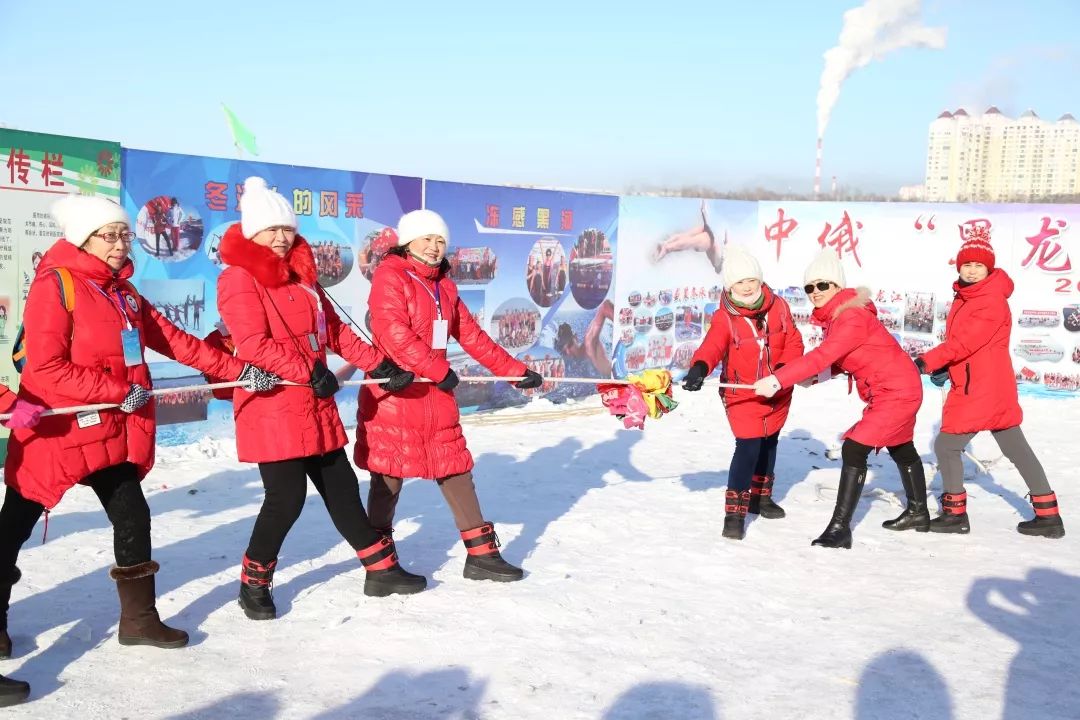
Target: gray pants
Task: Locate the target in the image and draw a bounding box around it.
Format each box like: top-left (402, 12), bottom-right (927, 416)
top-left (934, 426), bottom-right (1051, 496)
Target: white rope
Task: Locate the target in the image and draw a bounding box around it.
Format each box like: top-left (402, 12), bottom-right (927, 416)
top-left (0, 375), bottom-right (750, 421)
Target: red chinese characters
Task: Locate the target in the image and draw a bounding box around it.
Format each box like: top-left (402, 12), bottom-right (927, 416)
top-left (6, 148), bottom-right (30, 185)
top-left (817, 210), bottom-right (862, 267)
top-left (1020, 216), bottom-right (1071, 274)
top-left (345, 192), bottom-right (365, 219)
top-left (763, 207), bottom-right (798, 260)
top-left (205, 181), bottom-right (228, 211)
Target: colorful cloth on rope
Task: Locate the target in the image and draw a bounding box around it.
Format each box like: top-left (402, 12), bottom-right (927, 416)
top-left (598, 369), bottom-right (678, 430)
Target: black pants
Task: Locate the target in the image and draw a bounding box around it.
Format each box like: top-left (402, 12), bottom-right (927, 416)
top-left (0, 463), bottom-right (151, 627)
top-left (246, 449), bottom-right (380, 564)
top-left (842, 439), bottom-right (920, 469)
top-left (727, 433), bottom-right (780, 492)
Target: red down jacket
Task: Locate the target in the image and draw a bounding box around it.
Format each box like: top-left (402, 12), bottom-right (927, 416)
top-left (0, 385), bottom-right (15, 414)
top-left (217, 225), bottom-right (385, 464)
top-left (690, 285), bottom-right (804, 438)
top-left (920, 269), bottom-right (1022, 434)
top-left (5, 239), bottom-right (245, 509)
top-left (774, 288), bottom-right (923, 449)
top-left (355, 253), bottom-right (528, 479)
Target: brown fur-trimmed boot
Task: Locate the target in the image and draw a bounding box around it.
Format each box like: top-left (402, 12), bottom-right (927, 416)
top-left (460, 523), bottom-right (523, 582)
top-left (111, 561), bottom-right (188, 648)
top-left (0, 566), bottom-right (22, 659)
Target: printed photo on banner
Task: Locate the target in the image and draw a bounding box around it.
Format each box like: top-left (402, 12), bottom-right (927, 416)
top-left (569, 228), bottom-right (612, 309)
top-left (140, 278), bottom-right (205, 334)
top-left (491, 297), bottom-right (539, 352)
top-left (151, 369), bottom-right (212, 426)
top-left (449, 246), bottom-right (497, 285)
top-left (358, 226), bottom-right (398, 281)
top-left (135, 195), bottom-right (204, 262)
top-left (0, 297), bottom-right (10, 342)
top-left (903, 291), bottom-right (935, 334)
top-left (526, 238), bottom-right (568, 307)
top-left (309, 235), bottom-right (353, 287)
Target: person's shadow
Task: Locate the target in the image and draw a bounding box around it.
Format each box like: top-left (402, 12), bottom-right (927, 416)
top-left (602, 681), bottom-right (719, 719)
top-left (309, 667), bottom-right (487, 719)
top-left (967, 569), bottom-right (1080, 719)
top-left (856, 649), bottom-right (954, 719)
top-left (389, 430), bottom-right (650, 577)
top-left (165, 690), bottom-right (280, 719)
top-left (7, 465), bottom-right (366, 698)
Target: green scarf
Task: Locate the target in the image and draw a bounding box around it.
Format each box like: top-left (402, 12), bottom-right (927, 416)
top-left (729, 292), bottom-right (765, 311)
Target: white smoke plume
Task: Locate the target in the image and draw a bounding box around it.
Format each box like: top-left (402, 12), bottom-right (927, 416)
top-left (817, 0), bottom-right (947, 138)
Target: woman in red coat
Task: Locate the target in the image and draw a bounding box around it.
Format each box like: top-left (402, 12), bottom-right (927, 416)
top-left (681, 245), bottom-right (804, 540)
top-left (916, 232), bottom-right (1063, 538)
top-left (0, 195), bottom-right (274, 655)
top-left (218, 178), bottom-right (420, 620)
top-left (356, 209), bottom-right (542, 582)
top-left (754, 250), bottom-right (925, 549)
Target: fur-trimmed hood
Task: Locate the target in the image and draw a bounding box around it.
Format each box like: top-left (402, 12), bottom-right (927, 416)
top-left (812, 286), bottom-right (875, 325)
top-left (218, 222), bottom-right (318, 288)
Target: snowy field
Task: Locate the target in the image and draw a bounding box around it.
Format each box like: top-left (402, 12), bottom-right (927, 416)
top-left (2, 380), bottom-right (1077, 719)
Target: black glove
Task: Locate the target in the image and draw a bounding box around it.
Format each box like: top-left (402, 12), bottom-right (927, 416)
top-left (238, 363), bottom-right (279, 393)
top-left (682, 361), bottom-right (708, 392)
top-left (120, 384), bottom-right (151, 413)
top-left (384, 369), bottom-right (415, 392)
top-left (930, 369), bottom-right (950, 387)
top-left (914, 357), bottom-right (928, 374)
top-left (515, 369), bottom-right (543, 389)
top-left (436, 369), bottom-right (459, 392)
top-left (310, 360), bottom-right (340, 398)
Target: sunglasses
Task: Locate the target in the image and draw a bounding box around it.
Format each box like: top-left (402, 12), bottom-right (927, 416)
top-left (804, 281), bottom-right (836, 294)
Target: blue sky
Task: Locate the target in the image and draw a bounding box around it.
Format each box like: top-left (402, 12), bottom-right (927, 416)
top-left (2, 1), bottom-right (1077, 194)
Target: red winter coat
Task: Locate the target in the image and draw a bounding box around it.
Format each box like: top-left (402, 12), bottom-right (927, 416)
top-left (5, 239), bottom-right (245, 509)
top-left (355, 253), bottom-right (528, 479)
top-left (774, 288), bottom-right (922, 449)
top-left (0, 385), bottom-right (15, 414)
top-left (690, 286), bottom-right (804, 438)
top-left (920, 269), bottom-right (1021, 434)
top-left (217, 225), bottom-right (384, 464)
top-left (200, 328), bottom-right (238, 401)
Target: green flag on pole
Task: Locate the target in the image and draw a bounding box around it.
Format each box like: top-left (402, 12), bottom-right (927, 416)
top-left (222, 104), bottom-right (259, 157)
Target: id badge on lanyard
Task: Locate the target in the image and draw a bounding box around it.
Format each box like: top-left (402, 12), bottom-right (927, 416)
top-left (406, 272), bottom-right (448, 349)
top-left (90, 281), bottom-right (143, 366)
top-left (299, 285), bottom-right (328, 350)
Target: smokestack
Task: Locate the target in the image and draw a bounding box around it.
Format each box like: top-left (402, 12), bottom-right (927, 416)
top-left (814, 137), bottom-right (823, 198)
top-left (831, 175), bottom-right (838, 197)
top-left (816, 0), bottom-right (947, 139)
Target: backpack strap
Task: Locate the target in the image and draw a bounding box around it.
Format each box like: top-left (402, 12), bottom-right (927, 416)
top-left (11, 268), bottom-right (76, 373)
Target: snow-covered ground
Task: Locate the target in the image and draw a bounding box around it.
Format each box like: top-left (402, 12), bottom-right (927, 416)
top-left (2, 380), bottom-right (1078, 719)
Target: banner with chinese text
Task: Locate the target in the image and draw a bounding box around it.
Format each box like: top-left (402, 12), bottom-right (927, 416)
top-left (121, 149), bottom-right (422, 445)
top-left (424, 181), bottom-right (619, 410)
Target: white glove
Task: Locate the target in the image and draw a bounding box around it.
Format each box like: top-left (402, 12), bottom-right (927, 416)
top-left (753, 375), bottom-right (782, 398)
top-left (120, 384), bottom-right (151, 413)
top-left (797, 368), bottom-right (833, 388)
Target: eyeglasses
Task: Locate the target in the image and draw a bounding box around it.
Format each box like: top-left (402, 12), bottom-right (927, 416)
top-left (92, 231), bottom-right (136, 244)
top-left (804, 281), bottom-right (836, 294)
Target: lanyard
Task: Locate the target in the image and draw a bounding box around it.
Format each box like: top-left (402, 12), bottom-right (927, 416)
top-left (406, 272), bottom-right (443, 320)
top-left (85, 279), bottom-right (133, 330)
top-left (297, 283), bottom-right (322, 308)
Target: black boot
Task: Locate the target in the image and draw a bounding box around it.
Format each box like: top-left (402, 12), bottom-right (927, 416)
top-left (238, 555), bottom-right (277, 620)
top-left (882, 462), bottom-right (931, 532)
top-left (112, 561), bottom-right (189, 648)
top-left (929, 492), bottom-right (970, 534)
top-left (0, 566), bottom-right (21, 659)
top-left (0, 675), bottom-right (29, 707)
top-left (358, 533), bottom-right (427, 597)
top-left (749, 475), bottom-right (786, 519)
top-left (460, 523), bottom-right (524, 582)
top-left (1018, 492), bottom-right (1066, 539)
top-left (722, 489), bottom-right (750, 540)
top-left (812, 465), bottom-right (866, 549)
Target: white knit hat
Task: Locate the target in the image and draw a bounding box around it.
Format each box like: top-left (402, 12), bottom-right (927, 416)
top-left (51, 194), bottom-right (129, 246)
top-left (239, 176), bottom-right (296, 239)
top-left (803, 249), bottom-right (846, 288)
top-left (721, 244), bottom-right (762, 290)
top-left (397, 209), bottom-right (450, 246)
